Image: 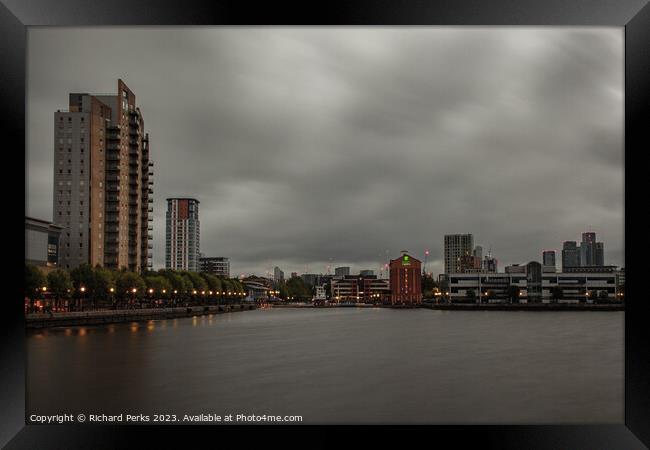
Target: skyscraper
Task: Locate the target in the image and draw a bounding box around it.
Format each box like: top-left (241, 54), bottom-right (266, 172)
top-left (562, 241), bottom-right (579, 269)
top-left (53, 79), bottom-right (153, 271)
top-left (542, 250), bottom-right (556, 268)
top-left (579, 231), bottom-right (604, 266)
top-left (444, 234), bottom-right (473, 274)
top-left (166, 198), bottom-right (200, 271)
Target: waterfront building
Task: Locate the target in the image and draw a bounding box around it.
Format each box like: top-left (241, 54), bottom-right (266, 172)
top-left (335, 266), bottom-right (350, 277)
top-left (25, 217), bottom-right (63, 270)
top-left (274, 266), bottom-right (284, 282)
top-left (165, 198), bottom-right (200, 271)
top-left (562, 241), bottom-right (580, 269)
top-left (505, 264), bottom-right (526, 274)
top-left (53, 79), bottom-right (153, 271)
top-left (389, 251), bottom-right (422, 305)
top-left (330, 274), bottom-right (389, 303)
top-left (199, 256), bottom-right (230, 277)
top-left (444, 234), bottom-right (473, 274)
top-left (360, 270), bottom-right (374, 276)
top-left (314, 285), bottom-right (327, 301)
top-left (447, 267), bottom-right (618, 303)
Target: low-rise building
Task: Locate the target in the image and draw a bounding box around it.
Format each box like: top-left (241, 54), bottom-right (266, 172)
top-left (447, 263), bottom-right (619, 303)
top-left (331, 274), bottom-right (389, 303)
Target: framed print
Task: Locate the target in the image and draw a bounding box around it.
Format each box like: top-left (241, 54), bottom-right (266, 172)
top-left (4, 0), bottom-right (649, 448)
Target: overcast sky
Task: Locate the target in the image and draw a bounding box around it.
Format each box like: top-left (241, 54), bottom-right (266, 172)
top-left (26, 27), bottom-right (624, 277)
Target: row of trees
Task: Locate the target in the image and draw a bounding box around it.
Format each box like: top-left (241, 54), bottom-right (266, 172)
top-left (25, 264), bottom-right (248, 312)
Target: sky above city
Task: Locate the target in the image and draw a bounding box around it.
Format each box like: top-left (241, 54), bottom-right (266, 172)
top-left (26, 27), bottom-right (624, 277)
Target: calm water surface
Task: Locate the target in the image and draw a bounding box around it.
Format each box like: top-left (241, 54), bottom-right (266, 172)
top-left (27, 308), bottom-right (623, 424)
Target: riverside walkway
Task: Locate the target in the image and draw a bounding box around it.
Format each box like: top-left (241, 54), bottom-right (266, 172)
top-left (26, 304), bottom-right (257, 329)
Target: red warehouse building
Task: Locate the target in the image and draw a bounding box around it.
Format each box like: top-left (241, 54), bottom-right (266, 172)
top-left (389, 252), bottom-right (422, 305)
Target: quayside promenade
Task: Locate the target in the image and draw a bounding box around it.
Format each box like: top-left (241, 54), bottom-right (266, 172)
top-left (26, 304), bottom-right (257, 329)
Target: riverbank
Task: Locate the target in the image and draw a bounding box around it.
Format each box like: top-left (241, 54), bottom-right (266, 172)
top-left (270, 302), bottom-right (624, 311)
top-left (25, 304), bottom-right (257, 329)
top-left (420, 303), bottom-right (624, 311)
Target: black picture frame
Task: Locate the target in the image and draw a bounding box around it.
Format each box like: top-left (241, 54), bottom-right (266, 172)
top-left (3, 0), bottom-right (648, 448)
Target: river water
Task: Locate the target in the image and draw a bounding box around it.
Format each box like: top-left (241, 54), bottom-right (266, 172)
top-left (27, 308), bottom-right (623, 424)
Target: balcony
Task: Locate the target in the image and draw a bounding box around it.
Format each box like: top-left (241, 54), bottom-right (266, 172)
top-left (148, 216), bottom-right (153, 222)
top-left (148, 207), bottom-right (153, 213)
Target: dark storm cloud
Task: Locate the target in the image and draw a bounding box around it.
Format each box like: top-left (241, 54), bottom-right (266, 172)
top-left (26, 27), bottom-right (624, 276)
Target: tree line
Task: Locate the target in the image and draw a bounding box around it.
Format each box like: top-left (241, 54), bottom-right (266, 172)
top-left (25, 263), bottom-right (247, 312)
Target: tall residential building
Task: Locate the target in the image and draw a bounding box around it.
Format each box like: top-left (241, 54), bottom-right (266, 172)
top-left (199, 256), bottom-right (230, 277)
top-left (166, 198), bottom-right (200, 271)
top-left (444, 234), bottom-right (473, 274)
top-left (274, 266), bottom-right (285, 282)
top-left (562, 241), bottom-right (580, 269)
top-left (53, 80), bottom-right (153, 271)
top-left (473, 246), bottom-right (483, 260)
top-left (335, 266), bottom-right (350, 277)
top-left (542, 250), bottom-right (556, 268)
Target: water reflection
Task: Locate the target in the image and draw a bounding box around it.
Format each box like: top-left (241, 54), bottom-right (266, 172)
top-left (26, 309), bottom-right (623, 423)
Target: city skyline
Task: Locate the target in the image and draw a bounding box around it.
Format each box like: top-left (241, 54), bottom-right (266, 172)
top-left (26, 27), bottom-right (624, 276)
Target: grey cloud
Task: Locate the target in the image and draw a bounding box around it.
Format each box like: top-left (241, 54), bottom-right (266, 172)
top-left (26, 27), bottom-right (624, 276)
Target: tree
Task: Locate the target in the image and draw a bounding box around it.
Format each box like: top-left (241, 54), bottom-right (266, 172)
top-left (286, 277), bottom-right (311, 301)
top-left (485, 289), bottom-right (496, 302)
top-left (25, 264), bottom-right (46, 309)
top-left (506, 285), bottom-right (520, 303)
top-left (144, 275), bottom-right (172, 304)
top-left (182, 271), bottom-right (207, 297)
top-left (551, 286), bottom-right (563, 303)
top-left (421, 273), bottom-right (437, 298)
top-left (465, 289), bottom-right (476, 303)
top-left (597, 290), bottom-right (610, 303)
top-left (115, 271), bottom-right (146, 304)
top-left (93, 266), bottom-right (115, 308)
top-left (47, 269), bottom-right (73, 311)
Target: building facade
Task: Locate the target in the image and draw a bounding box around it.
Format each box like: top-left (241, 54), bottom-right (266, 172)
top-left (447, 265), bottom-right (619, 303)
top-left (25, 217), bottom-right (63, 268)
top-left (165, 198), bottom-right (200, 271)
top-left (199, 256), bottom-right (230, 277)
top-left (53, 79), bottom-right (153, 271)
top-left (335, 266), bottom-right (350, 277)
top-left (330, 274), bottom-right (390, 303)
top-left (579, 232), bottom-right (605, 267)
top-left (444, 234), bottom-right (473, 274)
top-left (389, 252), bottom-right (422, 304)
top-left (274, 266), bottom-right (284, 282)
top-left (562, 241), bottom-right (580, 269)
top-left (542, 250), bottom-right (556, 269)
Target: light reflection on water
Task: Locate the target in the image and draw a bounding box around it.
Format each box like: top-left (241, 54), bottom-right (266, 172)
top-left (26, 308), bottom-right (624, 424)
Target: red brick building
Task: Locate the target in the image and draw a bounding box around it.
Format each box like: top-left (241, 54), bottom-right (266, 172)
top-left (389, 252), bottom-right (422, 305)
